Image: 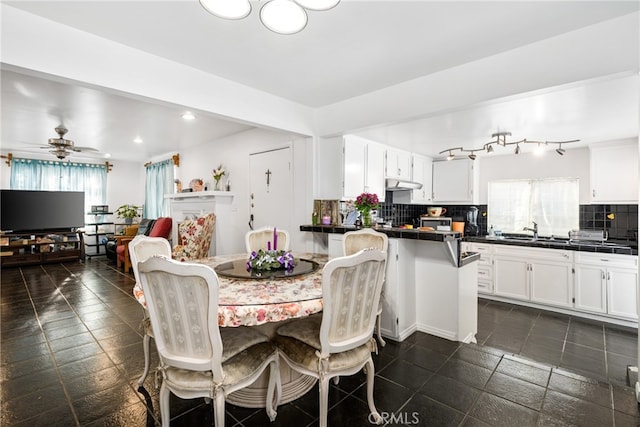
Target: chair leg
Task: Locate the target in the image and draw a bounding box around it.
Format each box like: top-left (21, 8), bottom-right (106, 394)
top-left (137, 333), bottom-right (151, 388)
top-left (214, 389), bottom-right (225, 427)
top-left (319, 377), bottom-right (330, 427)
top-left (375, 313), bottom-right (386, 347)
top-left (159, 381), bottom-right (171, 427)
top-left (365, 358), bottom-right (382, 425)
top-left (265, 359), bottom-right (281, 421)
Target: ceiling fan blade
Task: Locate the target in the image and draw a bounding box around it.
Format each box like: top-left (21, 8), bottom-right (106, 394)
top-left (71, 146), bottom-right (100, 153)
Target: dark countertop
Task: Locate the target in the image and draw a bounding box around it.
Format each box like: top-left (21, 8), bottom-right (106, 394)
top-left (464, 235), bottom-right (637, 256)
top-left (300, 225), bottom-right (462, 242)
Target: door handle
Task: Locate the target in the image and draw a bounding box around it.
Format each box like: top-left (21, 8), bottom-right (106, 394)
top-left (248, 214), bottom-right (254, 230)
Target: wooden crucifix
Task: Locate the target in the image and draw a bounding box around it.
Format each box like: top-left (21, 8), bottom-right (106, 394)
top-left (265, 169), bottom-right (272, 192)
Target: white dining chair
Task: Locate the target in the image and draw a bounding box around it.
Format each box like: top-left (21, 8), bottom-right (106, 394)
top-left (128, 235), bottom-right (173, 388)
top-left (245, 227), bottom-right (290, 252)
top-left (275, 249), bottom-right (387, 427)
top-left (137, 256), bottom-right (282, 427)
top-left (342, 228), bottom-right (389, 347)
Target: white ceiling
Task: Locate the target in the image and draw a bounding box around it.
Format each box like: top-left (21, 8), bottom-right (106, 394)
top-left (1, 0), bottom-right (639, 162)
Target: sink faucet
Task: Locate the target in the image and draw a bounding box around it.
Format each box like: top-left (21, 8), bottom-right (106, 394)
top-left (523, 221), bottom-right (538, 239)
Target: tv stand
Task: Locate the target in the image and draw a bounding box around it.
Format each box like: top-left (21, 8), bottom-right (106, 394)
top-left (0, 230), bottom-right (83, 267)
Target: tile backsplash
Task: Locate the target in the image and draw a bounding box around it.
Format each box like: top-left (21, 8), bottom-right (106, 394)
top-left (378, 195), bottom-right (637, 245)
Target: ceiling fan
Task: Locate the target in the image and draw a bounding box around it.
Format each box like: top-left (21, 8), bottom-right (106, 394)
top-left (42, 126), bottom-right (99, 159)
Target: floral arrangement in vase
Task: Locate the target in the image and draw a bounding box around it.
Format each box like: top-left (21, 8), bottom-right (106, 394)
top-left (212, 165), bottom-right (226, 191)
top-left (246, 227), bottom-right (295, 273)
top-left (354, 192), bottom-right (379, 227)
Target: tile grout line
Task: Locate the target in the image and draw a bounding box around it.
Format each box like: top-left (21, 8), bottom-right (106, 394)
top-left (18, 265), bottom-right (82, 427)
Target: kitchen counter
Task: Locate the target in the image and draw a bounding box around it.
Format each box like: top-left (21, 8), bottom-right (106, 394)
top-left (464, 235), bottom-right (637, 256)
top-left (300, 224), bottom-right (462, 242)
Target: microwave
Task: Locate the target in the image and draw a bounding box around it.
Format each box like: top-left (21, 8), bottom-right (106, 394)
top-left (420, 216), bottom-right (452, 231)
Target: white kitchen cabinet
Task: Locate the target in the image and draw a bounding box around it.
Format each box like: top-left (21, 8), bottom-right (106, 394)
top-left (575, 252), bottom-right (638, 320)
top-left (529, 259), bottom-right (573, 308)
top-left (493, 245), bottom-right (573, 307)
top-left (574, 264), bottom-right (607, 314)
top-left (463, 242), bottom-right (493, 294)
top-left (327, 234), bottom-right (343, 259)
top-left (385, 148), bottom-right (412, 181)
top-left (411, 154), bottom-right (433, 204)
top-left (365, 141), bottom-right (386, 199)
top-left (590, 140), bottom-right (639, 203)
top-left (432, 158), bottom-right (477, 204)
top-left (380, 239), bottom-right (416, 341)
top-left (494, 256), bottom-right (530, 300)
top-left (315, 135), bottom-right (385, 202)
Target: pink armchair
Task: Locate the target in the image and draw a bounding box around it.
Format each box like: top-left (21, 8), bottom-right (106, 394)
top-left (171, 213), bottom-right (216, 261)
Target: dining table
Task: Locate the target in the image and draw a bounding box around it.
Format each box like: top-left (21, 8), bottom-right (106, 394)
top-left (133, 251), bottom-right (328, 407)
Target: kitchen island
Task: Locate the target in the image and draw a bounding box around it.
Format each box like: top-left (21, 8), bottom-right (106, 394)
top-left (301, 225), bottom-right (481, 343)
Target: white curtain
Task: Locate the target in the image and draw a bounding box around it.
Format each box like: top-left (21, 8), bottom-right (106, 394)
top-left (488, 178), bottom-right (579, 236)
top-left (144, 159), bottom-right (174, 218)
top-left (10, 158), bottom-right (107, 223)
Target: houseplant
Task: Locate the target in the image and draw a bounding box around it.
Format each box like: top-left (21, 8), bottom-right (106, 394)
top-left (354, 192), bottom-right (379, 227)
top-left (115, 204), bottom-right (141, 224)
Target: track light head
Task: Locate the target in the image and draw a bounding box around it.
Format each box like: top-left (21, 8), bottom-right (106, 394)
top-left (446, 151), bottom-right (455, 161)
top-left (486, 144), bottom-right (494, 153)
top-left (514, 144), bottom-right (521, 155)
top-left (468, 153), bottom-right (477, 160)
top-left (556, 148), bottom-right (565, 155)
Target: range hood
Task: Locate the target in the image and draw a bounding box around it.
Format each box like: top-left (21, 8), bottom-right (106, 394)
top-left (385, 178), bottom-right (423, 191)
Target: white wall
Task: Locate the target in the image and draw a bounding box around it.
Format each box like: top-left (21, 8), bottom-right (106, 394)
top-left (477, 146), bottom-right (591, 204)
top-left (176, 128), bottom-right (313, 254)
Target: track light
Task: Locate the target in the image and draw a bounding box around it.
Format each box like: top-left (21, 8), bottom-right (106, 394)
top-left (439, 131), bottom-right (579, 160)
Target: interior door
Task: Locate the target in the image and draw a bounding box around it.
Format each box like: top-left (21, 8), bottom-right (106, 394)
top-left (249, 147), bottom-right (293, 235)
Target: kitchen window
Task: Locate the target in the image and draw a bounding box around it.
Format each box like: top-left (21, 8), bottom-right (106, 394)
top-left (488, 178), bottom-right (579, 237)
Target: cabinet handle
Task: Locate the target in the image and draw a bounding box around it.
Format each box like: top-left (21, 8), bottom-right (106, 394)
top-left (592, 189), bottom-right (596, 198)
top-left (602, 271), bottom-right (606, 280)
top-left (607, 272), bottom-right (611, 281)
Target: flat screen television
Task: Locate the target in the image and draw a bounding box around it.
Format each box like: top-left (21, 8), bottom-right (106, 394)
top-left (1, 190), bottom-right (85, 233)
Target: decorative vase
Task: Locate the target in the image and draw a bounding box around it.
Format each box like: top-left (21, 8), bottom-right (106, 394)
top-left (214, 180), bottom-right (221, 191)
top-left (125, 218), bottom-right (133, 225)
top-left (360, 209), bottom-right (371, 227)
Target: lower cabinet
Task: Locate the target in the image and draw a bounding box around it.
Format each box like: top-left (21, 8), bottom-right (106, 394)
top-left (492, 246), bottom-right (574, 308)
top-left (380, 239), bottom-right (416, 341)
top-left (575, 252), bottom-right (638, 320)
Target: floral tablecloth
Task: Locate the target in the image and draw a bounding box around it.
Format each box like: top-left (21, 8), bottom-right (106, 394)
top-left (133, 252), bottom-right (327, 327)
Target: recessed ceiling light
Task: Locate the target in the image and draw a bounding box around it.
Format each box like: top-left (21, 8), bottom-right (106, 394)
top-left (182, 112), bottom-right (195, 120)
top-left (133, 137), bottom-right (143, 144)
top-left (104, 153), bottom-right (111, 158)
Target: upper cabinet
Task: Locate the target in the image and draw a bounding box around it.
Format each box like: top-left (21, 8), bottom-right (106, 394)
top-left (385, 148), bottom-right (412, 181)
top-left (590, 141), bottom-right (638, 203)
top-left (432, 158), bottom-right (478, 204)
top-left (315, 135), bottom-right (385, 202)
top-left (395, 153), bottom-right (433, 204)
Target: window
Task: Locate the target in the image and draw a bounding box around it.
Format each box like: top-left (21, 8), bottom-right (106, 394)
top-left (488, 178), bottom-right (579, 237)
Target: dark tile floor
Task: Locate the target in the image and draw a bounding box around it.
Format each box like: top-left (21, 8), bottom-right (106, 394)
top-left (1, 259), bottom-right (640, 426)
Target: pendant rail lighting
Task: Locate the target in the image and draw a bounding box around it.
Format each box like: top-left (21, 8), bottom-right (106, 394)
top-left (200, 0), bottom-right (340, 35)
top-left (439, 131), bottom-right (579, 160)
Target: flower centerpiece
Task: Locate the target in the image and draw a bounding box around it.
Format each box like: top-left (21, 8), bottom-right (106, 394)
top-left (246, 227), bottom-right (295, 274)
top-left (212, 165), bottom-right (226, 191)
top-left (354, 192), bottom-right (379, 227)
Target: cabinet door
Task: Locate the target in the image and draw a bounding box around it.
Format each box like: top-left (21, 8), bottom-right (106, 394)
top-left (380, 239), bottom-right (399, 339)
top-left (365, 142), bottom-right (386, 202)
top-left (574, 264), bottom-right (607, 314)
top-left (493, 256), bottom-right (529, 300)
top-left (607, 267), bottom-right (638, 320)
top-left (343, 136), bottom-right (366, 199)
top-left (530, 261), bottom-right (573, 308)
top-left (411, 154), bottom-right (433, 203)
top-left (386, 148), bottom-right (412, 180)
top-left (327, 234), bottom-right (344, 259)
top-left (591, 142), bottom-right (639, 203)
top-left (432, 159), bottom-right (473, 203)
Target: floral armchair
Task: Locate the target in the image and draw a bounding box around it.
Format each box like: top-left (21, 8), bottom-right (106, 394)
top-left (171, 213), bottom-right (216, 261)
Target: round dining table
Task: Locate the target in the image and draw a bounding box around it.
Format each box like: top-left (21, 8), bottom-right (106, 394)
top-left (134, 252), bottom-right (328, 407)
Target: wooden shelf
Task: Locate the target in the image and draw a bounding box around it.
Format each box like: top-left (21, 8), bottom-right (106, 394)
top-left (0, 231), bottom-right (83, 267)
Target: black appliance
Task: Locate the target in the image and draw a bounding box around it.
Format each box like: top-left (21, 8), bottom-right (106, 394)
top-left (464, 207), bottom-right (479, 236)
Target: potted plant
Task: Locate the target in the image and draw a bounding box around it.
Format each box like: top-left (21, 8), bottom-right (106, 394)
top-left (115, 204), bottom-right (141, 224)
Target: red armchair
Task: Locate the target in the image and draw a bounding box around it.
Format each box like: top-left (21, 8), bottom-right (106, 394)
top-left (116, 217), bottom-right (172, 272)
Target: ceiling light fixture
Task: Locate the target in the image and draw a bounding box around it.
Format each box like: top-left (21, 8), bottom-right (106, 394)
top-left (199, 0), bottom-right (340, 35)
top-left (439, 131), bottom-right (579, 160)
top-left (133, 137), bottom-right (143, 144)
top-left (182, 112), bottom-right (195, 120)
